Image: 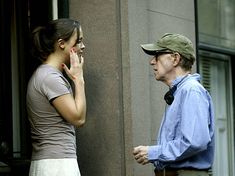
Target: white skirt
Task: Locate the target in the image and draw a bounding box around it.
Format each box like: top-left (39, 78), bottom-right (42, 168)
top-left (29, 158), bottom-right (81, 176)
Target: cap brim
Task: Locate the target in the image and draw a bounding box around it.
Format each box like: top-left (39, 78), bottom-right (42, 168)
top-left (140, 43), bottom-right (165, 56)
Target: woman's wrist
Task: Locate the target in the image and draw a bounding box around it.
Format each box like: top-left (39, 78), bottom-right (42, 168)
top-left (73, 77), bottom-right (85, 86)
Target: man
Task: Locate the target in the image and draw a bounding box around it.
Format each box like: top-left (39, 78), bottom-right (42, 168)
top-left (133, 33), bottom-right (215, 176)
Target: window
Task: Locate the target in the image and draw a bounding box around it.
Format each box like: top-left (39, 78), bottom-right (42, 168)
top-left (197, 0), bottom-right (235, 50)
top-left (0, 0), bottom-right (69, 175)
top-left (199, 51), bottom-right (234, 176)
top-left (196, 0), bottom-right (235, 175)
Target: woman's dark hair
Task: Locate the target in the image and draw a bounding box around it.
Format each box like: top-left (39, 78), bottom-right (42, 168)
top-left (31, 18), bottom-right (80, 60)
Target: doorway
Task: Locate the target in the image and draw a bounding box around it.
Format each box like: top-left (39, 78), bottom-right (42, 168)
top-left (0, 0), bottom-right (58, 175)
top-left (199, 50), bottom-right (235, 176)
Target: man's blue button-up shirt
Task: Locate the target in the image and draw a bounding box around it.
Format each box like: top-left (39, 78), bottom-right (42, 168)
top-left (148, 73), bottom-right (215, 171)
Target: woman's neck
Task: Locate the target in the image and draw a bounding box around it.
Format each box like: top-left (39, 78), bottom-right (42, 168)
top-left (44, 52), bottom-right (65, 71)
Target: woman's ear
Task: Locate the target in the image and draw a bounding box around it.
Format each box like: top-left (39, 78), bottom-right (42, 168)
top-left (58, 39), bottom-right (65, 49)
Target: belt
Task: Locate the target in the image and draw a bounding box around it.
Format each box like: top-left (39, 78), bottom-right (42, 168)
top-left (155, 169), bottom-right (177, 176)
top-left (154, 168), bottom-right (210, 176)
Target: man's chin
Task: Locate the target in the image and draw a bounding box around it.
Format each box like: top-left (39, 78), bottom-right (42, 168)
top-left (155, 76), bottom-right (160, 81)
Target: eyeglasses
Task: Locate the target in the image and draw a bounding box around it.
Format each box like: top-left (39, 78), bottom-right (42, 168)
top-left (155, 51), bottom-right (174, 58)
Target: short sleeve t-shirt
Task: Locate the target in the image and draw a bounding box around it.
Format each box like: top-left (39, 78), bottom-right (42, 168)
top-left (27, 64), bottom-right (77, 160)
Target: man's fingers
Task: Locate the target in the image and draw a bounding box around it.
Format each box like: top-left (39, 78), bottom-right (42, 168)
top-left (136, 156), bottom-right (148, 165)
top-left (133, 146), bottom-right (142, 154)
top-left (133, 146), bottom-right (149, 165)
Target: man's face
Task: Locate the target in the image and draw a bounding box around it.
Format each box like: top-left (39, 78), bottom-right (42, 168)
top-left (149, 52), bottom-right (175, 82)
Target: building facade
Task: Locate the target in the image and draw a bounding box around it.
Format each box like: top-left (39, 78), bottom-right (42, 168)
top-left (0, 0), bottom-right (234, 175)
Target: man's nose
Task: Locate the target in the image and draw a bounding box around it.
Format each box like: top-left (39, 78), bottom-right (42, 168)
top-left (150, 57), bottom-right (156, 65)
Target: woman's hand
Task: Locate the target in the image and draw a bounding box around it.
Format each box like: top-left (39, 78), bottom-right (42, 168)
top-left (62, 48), bottom-right (84, 82)
top-left (53, 48), bottom-right (86, 127)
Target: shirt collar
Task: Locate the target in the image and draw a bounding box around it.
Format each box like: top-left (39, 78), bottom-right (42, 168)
top-left (171, 74), bottom-right (190, 87)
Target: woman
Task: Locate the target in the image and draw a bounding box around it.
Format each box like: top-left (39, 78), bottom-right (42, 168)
top-left (27, 18), bottom-right (86, 176)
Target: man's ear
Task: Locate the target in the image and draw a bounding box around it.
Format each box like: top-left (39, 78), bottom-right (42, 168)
top-left (173, 53), bottom-right (181, 66)
top-left (58, 39), bottom-right (65, 49)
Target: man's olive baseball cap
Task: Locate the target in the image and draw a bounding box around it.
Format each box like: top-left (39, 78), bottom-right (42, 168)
top-left (141, 33), bottom-right (195, 61)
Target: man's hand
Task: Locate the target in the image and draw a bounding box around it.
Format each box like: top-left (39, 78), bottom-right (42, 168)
top-left (133, 146), bottom-right (150, 165)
